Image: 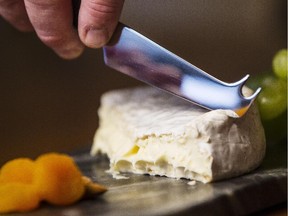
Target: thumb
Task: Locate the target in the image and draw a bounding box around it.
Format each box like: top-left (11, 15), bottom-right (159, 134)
top-left (78, 0), bottom-right (124, 48)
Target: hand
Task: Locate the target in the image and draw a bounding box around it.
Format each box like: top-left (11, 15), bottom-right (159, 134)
top-left (0, 0), bottom-right (125, 59)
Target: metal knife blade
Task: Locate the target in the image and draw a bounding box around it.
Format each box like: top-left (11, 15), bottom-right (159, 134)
top-left (103, 23), bottom-right (261, 116)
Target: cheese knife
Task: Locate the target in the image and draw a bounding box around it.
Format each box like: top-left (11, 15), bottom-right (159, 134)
top-left (71, 0), bottom-right (260, 117)
top-left (103, 23), bottom-right (261, 116)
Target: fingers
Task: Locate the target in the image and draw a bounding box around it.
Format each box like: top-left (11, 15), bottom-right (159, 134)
top-left (78, 0), bottom-right (124, 48)
top-left (24, 0), bottom-right (84, 59)
top-left (1, 0), bottom-right (124, 59)
top-left (0, 0), bottom-right (33, 31)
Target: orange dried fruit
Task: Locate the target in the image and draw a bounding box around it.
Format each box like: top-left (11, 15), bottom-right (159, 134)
top-left (34, 153), bottom-right (85, 205)
top-left (0, 158), bottom-right (35, 184)
top-left (81, 176), bottom-right (107, 198)
top-left (0, 183), bottom-right (40, 213)
top-left (0, 152), bottom-right (107, 213)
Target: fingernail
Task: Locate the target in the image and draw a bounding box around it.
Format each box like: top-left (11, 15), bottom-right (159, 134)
top-left (84, 28), bottom-right (109, 48)
top-left (58, 43), bottom-right (84, 60)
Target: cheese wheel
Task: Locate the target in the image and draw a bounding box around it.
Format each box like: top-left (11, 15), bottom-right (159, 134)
top-left (91, 87), bottom-right (266, 183)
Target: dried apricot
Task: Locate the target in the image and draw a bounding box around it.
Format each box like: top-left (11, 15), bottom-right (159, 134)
top-left (0, 183), bottom-right (40, 213)
top-left (0, 152), bottom-right (107, 213)
top-left (34, 153), bottom-right (85, 205)
top-left (0, 158), bottom-right (35, 184)
top-left (82, 176), bottom-right (107, 198)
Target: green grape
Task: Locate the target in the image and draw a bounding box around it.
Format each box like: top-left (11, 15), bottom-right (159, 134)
top-left (247, 51), bottom-right (288, 145)
top-left (246, 72), bottom-right (274, 91)
top-left (272, 49), bottom-right (287, 80)
top-left (257, 78), bottom-right (287, 120)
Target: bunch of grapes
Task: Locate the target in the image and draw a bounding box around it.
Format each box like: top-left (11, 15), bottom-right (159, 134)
top-left (247, 49), bottom-right (287, 144)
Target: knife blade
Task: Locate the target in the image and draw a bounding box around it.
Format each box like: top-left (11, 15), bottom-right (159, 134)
top-left (103, 23), bottom-right (261, 116)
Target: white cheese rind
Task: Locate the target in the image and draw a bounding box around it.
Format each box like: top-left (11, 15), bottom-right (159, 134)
top-left (91, 87), bottom-right (266, 183)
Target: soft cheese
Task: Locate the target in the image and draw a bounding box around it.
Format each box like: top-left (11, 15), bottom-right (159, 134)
top-left (91, 87), bottom-right (266, 183)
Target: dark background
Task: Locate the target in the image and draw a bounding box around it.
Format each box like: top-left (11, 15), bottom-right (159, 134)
top-left (0, 0), bottom-right (286, 165)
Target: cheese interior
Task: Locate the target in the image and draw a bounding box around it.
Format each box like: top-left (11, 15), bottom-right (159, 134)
top-left (91, 87), bottom-right (266, 183)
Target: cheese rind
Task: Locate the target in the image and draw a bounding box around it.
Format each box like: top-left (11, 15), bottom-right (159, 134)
top-left (91, 87), bottom-right (266, 183)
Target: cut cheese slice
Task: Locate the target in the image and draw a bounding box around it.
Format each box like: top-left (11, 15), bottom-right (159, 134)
top-left (91, 87), bottom-right (266, 183)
